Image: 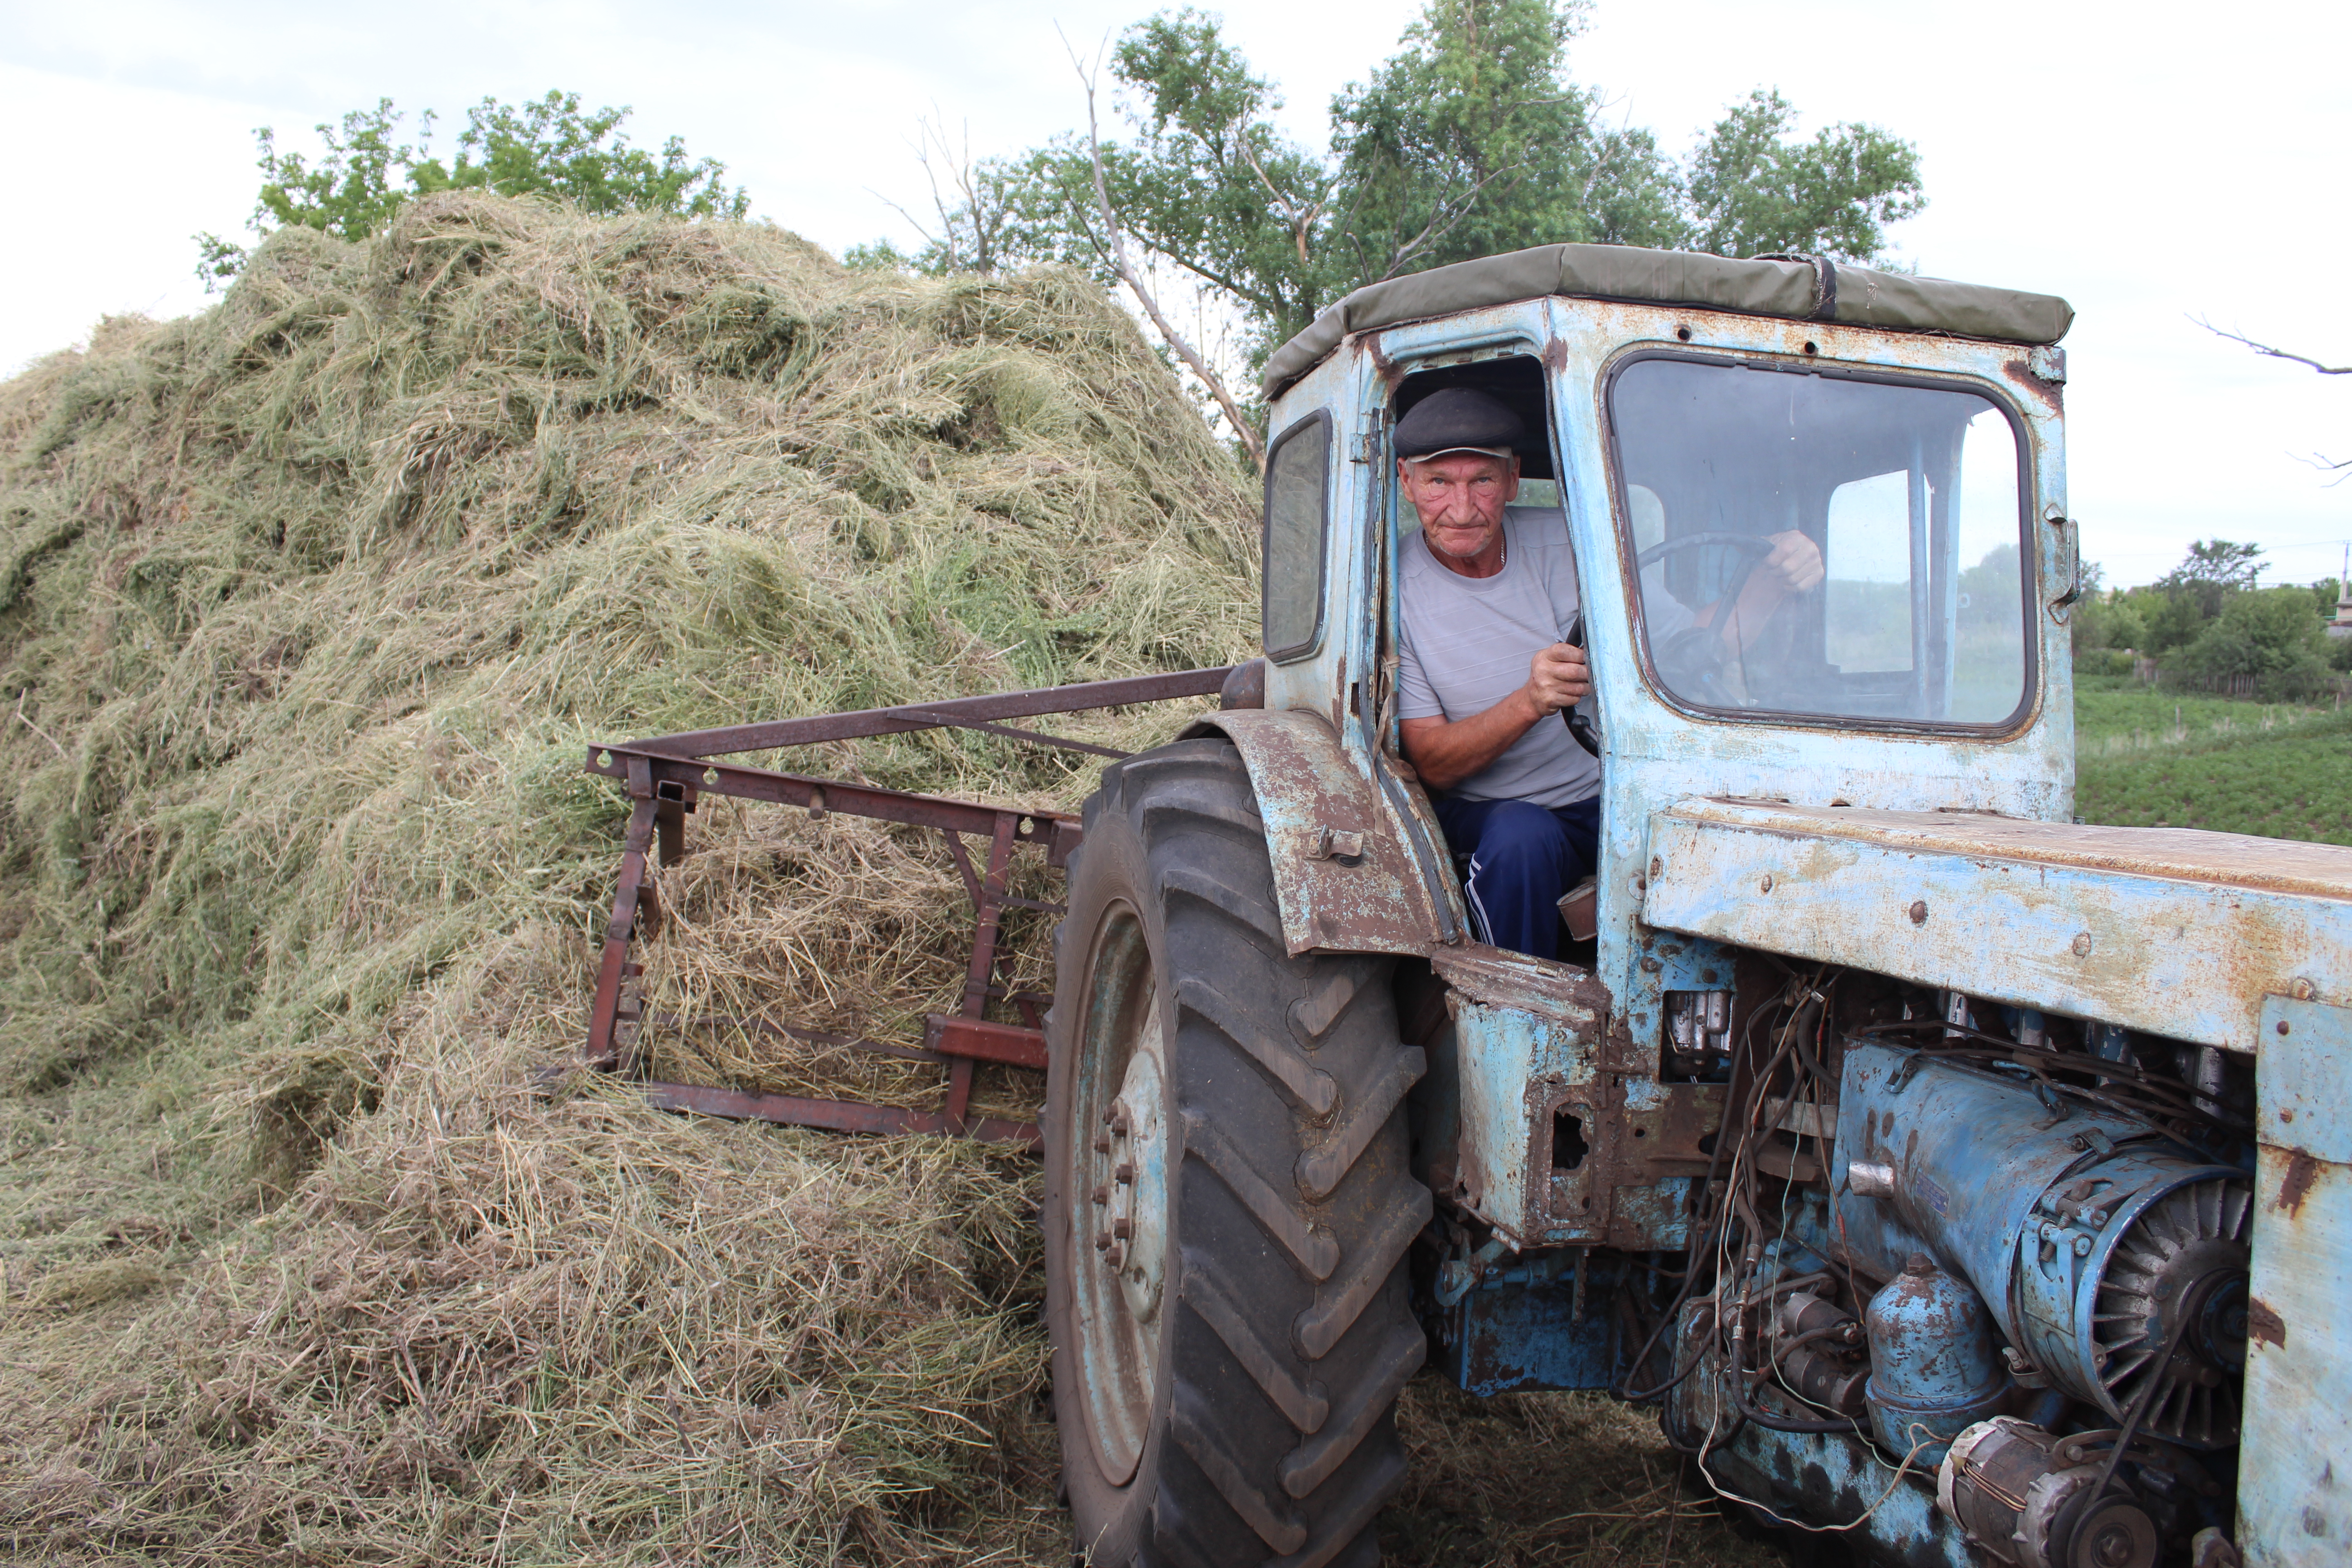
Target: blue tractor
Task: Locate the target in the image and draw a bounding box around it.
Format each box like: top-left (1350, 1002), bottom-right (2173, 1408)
top-left (1039, 245), bottom-right (2351, 1568)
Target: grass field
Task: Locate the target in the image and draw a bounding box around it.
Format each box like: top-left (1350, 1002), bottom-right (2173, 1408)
top-left (2074, 674), bottom-right (2352, 843)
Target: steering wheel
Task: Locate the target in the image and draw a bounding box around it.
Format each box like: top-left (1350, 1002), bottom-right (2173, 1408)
top-left (1634, 531), bottom-right (1778, 571)
top-left (1635, 533), bottom-right (1779, 700)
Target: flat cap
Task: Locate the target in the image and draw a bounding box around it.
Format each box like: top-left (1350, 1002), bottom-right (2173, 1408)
top-left (1395, 387), bottom-right (1524, 462)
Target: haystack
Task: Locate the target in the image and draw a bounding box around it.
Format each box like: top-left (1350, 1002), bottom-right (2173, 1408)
top-left (0, 192), bottom-right (1255, 1563)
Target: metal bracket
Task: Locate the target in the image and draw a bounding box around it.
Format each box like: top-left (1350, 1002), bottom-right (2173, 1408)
top-left (570, 667), bottom-right (1235, 1147)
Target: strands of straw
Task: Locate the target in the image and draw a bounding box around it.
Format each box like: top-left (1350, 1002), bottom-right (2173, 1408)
top-left (0, 192), bottom-right (1251, 1563)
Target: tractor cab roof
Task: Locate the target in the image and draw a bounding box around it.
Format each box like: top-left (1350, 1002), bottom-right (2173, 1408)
top-left (1259, 242), bottom-right (2074, 401)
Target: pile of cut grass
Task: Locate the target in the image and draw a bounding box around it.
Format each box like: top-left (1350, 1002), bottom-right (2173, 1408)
top-left (0, 193), bottom-right (1255, 1563)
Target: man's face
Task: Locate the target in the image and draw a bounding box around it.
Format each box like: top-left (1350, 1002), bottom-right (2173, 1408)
top-left (1399, 451), bottom-right (1520, 565)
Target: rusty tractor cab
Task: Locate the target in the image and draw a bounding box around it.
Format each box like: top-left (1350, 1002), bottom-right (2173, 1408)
top-left (580, 244), bottom-right (2352, 1568)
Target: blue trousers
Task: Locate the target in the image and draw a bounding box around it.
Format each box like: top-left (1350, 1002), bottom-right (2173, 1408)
top-left (1432, 794), bottom-right (1602, 961)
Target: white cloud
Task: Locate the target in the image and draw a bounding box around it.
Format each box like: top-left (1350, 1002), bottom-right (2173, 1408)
top-left (4, 0), bottom-right (2346, 584)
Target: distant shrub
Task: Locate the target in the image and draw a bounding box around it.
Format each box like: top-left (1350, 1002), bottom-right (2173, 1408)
top-left (2178, 586), bottom-right (2334, 700)
top-left (2071, 593), bottom-right (2146, 655)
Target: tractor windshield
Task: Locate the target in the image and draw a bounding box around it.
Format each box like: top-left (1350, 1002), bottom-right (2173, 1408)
top-left (1608, 357), bottom-right (2032, 728)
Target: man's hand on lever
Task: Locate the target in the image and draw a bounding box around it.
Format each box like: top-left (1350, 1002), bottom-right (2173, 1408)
top-left (1525, 642), bottom-right (1591, 715)
top-left (1400, 643), bottom-right (1590, 793)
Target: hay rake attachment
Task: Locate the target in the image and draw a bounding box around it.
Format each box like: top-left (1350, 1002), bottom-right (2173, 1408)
top-left (576, 668), bottom-right (1235, 1147)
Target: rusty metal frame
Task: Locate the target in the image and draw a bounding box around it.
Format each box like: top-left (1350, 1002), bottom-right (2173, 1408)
top-left (575, 667), bottom-right (1234, 1147)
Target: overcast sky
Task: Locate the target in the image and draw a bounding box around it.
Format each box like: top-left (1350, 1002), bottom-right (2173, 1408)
top-left (5, 0), bottom-right (2346, 586)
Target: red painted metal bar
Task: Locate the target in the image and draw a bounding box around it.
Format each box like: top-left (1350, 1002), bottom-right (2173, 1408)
top-left (639, 1081), bottom-right (1041, 1149)
top-left (584, 795), bottom-right (658, 1071)
top-left (943, 813), bottom-right (1021, 1132)
top-left (891, 708), bottom-right (1129, 760)
top-left (624, 666), bottom-right (1232, 758)
top-left (927, 1015), bottom-right (1051, 1071)
top-left (653, 1012), bottom-right (949, 1066)
top-left (585, 744), bottom-right (1078, 846)
top-left (960, 814), bottom-right (1020, 1019)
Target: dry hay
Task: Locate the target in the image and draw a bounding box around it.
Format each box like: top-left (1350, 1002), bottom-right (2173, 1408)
top-left (0, 191), bottom-right (1250, 1564)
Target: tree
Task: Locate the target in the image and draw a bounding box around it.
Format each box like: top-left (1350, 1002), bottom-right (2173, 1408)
top-left (197, 92), bottom-right (747, 286)
top-left (1322, 0), bottom-right (1685, 288)
top-left (2180, 585), bottom-right (2333, 700)
top-left (1683, 89), bottom-right (1925, 262)
top-left (873, 1), bottom-right (1926, 465)
top-left (2158, 538), bottom-right (2267, 620)
top-left (2072, 592), bottom-right (2148, 656)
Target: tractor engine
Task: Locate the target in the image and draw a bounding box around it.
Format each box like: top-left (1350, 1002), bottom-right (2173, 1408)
top-left (1641, 984), bottom-right (2257, 1568)
top-left (1835, 1041), bottom-right (2252, 1450)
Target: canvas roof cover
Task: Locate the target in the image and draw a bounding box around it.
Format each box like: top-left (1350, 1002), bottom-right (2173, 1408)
top-left (1259, 243), bottom-right (2073, 400)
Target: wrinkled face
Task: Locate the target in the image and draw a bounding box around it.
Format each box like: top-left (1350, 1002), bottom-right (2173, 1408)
top-left (1399, 450), bottom-right (1521, 565)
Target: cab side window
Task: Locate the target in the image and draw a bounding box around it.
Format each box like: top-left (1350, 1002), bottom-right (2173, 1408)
top-left (1262, 412), bottom-right (1331, 661)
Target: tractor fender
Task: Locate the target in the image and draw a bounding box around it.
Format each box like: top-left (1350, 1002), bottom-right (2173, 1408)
top-left (1179, 706), bottom-right (1452, 957)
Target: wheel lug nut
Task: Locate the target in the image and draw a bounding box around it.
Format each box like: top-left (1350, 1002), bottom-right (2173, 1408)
top-left (1109, 1109), bottom-right (1130, 1135)
top-left (1092, 1135), bottom-right (1111, 1154)
top-left (1115, 1163), bottom-right (1135, 1184)
top-left (1091, 1185), bottom-right (1109, 1205)
top-left (1112, 1219), bottom-right (1133, 1240)
top-left (1104, 1243), bottom-right (1125, 1268)
top-left (1095, 1230), bottom-right (1112, 1251)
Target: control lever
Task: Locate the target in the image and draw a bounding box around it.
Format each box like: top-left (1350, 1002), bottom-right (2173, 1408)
top-left (1559, 612), bottom-right (1601, 759)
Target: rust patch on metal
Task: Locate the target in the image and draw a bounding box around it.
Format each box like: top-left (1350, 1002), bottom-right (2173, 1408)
top-left (1195, 708), bottom-right (1445, 956)
top-left (2276, 1149), bottom-right (2322, 1216)
top-left (2003, 356), bottom-right (2063, 414)
top-left (2247, 1295), bottom-right (2288, 1350)
top-left (1541, 336), bottom-right (1569, 373)
top-left (1435, 944), bottom-right (1611, 1020)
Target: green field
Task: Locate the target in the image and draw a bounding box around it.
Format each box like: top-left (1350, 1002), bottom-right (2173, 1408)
top-left (2073, 675), bottom-right (2352, 843)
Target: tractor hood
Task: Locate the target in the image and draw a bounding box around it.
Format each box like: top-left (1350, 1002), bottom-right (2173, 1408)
top-left (1641, 798), bottom-right (2352, 1054)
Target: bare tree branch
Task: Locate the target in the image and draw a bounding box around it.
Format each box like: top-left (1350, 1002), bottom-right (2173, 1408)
top-left (1230, 119), bottom-right (1329, 266)
top-left (2299, 451), bottom-right (2351, 487)
top-left (1377, 161), bottom-right (1525, 280)
top-left (1061, 28), bottom-right (1266, 472)
top-left (2194, 316), bottom-right (2351, 374)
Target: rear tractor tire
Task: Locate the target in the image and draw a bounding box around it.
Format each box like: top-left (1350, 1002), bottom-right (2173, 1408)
top-left (1044, 738), bottom-right (1434, 1568)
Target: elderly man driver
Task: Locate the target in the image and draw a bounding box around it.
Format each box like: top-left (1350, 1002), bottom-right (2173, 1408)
top-left (1394, 387), bottom-right (1824, 961)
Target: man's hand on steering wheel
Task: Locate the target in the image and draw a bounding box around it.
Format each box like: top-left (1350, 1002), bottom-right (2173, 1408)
top-left (1525, 643), bottom-right (1591, 716)
top-left (1761, 530), bottom-right (1824, 593)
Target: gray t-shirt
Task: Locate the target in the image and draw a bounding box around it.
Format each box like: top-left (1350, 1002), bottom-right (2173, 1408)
top-left (1397, 505), bottom-right (1599, 809)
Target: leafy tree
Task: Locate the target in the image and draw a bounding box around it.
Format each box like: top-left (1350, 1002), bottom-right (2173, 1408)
top-left (1957, 542), bottom-right (2020, 630)
top-left (1683, 89), bottom-right (1924, 262)
top-left (197, 92), bottom-right (747, 286)
top-left (1321, 0), bottom-right (1686, 288)
top-left (2180, 586), bottom-right (2333, 700)
top-left (868, 0), bottom-right (1925, 459)
top-left (2072, 592), bottom-right (2149, 656)
top-left (2158, 538), bottom-right (2266, 620)
top-left (2130, 588), bottom-right (2212, 657)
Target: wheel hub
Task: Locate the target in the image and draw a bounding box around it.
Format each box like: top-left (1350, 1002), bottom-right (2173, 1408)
top-left (1099, 1038), bottom-right (1169, 1323)
top-left (1066, 905), bottom-right (1172, 1486)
